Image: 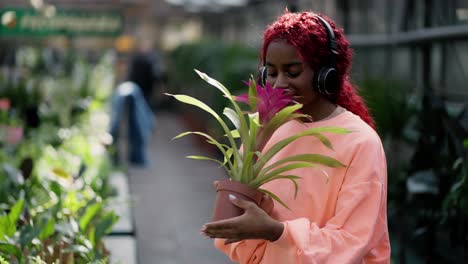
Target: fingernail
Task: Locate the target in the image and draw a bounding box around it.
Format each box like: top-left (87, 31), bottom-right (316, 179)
top-left (228, 194), bottom-right (237, 200)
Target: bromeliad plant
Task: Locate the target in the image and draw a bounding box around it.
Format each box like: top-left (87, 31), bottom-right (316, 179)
top-left (167, 70), bottom-right (350, 208)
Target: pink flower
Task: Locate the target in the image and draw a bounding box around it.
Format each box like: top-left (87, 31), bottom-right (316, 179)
top-left (234, 82), bottom-right (293, 124)
top-left (6, 126), bottom-right (23, 145)
top-left (0, 98), bottom-right (10, 111)
top-left (0, 125), bottom-right (23, 145)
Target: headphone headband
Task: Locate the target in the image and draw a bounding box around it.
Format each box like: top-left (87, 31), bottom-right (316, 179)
top-left (315, 15), bottom-right (338, 67)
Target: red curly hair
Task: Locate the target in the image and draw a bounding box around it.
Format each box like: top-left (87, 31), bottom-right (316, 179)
top-left (261, 10), bottom-right (375, 129)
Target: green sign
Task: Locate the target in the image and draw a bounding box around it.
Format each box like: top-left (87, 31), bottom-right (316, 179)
top-left (0, 8), bottom-right (123, 37)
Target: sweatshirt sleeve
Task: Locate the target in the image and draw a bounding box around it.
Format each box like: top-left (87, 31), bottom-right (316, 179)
top-left (214, 239), bottom-right (268, 264)
top-left (267, 137), bottom-right (389, 264)
top-left (214, 134), bottom-right (389, 264)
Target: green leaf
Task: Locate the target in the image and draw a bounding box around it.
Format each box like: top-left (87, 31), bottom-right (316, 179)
top-left (256, 104), bottom-right (307, 151)
top-left (0, 199), bottom-right (24, 241)
top-left (240, 151), bottom-right (255, 184)
top-left (193, 70), bottom-right (249, 155)
top-left (194, 69), bottom-right (233, 98)
top-left (94, 211), bottom-right (118, 243)
top-left (259, 188), bottom-right (290, 210)
top-left (269, 104), bottom-right (304, 126)
top-left (8, 198), bottom-right (24, 226)
top-left (223, 148), bottom-right (234, 166)
top-left (0, 216), bottom-right (12, 242)
top-left (166, 93), bottom-right (242, 171)
top-left (80, 202), bottom-right (102, 231)
top-left (260, 154), bottom-right (345, 177)
top-left (223, 107), bottom-right (240, 129)
top-left (172, 131), bottom-right (234, 175)
top-left (39, 217), bottom-right (55, 241)
top-left (242, 113), bottom-right (260, 163)
top-left (19, 224), bottom-right (42, 248)
top-left (63, 191), bottom-right (86, 214)
top-left (0, 242), bottom-right (22, 261)
top-left (226, 129), bottom-right (240, 138)
top-left (255, 126), bottom-right (351, 173)
top-left (166, 94), bottom-right (220, 120)
top-left (259, 162), bottom-right (317, 182)
top-left (187, 155), bottom-right (224, 166)
top-left (251, 175), bottom-right (301, 198)
top-left (248, 77), bottom-right (257, 110)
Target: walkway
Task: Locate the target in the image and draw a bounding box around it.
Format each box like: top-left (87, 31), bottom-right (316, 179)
top-left (126, 112), bottom-right (232, 264)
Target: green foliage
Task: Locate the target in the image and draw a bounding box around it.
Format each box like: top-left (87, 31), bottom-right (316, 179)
top-left (169, 70), bottom-right (350, 208)
top-left (0, 256), bottom-right (9, 264)
top-left (360, 78), bottom-right (417, 141)
top-left (361, 77), bottom-right (468, 262)
top-left (0, 48), bottom-right (118, 262)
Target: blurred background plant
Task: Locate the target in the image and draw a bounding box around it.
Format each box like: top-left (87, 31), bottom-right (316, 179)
top-left (360, 79), bottom-right (468, 263)
top-left (0, 45), bottom-right (118, 263)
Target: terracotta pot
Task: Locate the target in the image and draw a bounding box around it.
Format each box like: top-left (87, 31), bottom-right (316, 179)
top-left (211, 179), bottom-right (265, 221)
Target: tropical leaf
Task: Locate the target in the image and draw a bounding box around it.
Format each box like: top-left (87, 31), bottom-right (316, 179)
top-left (172, 131), bottom-right (234, 174)
top-left (0, 242), bottom-right (22, 261)
top-left (260, 162), bottom-right (317, 182)
top-left (195, 69), bottom-right (232, 98)
top-left (226, 129), bottom-right (240, 138)
top-left (251, 175), bottom-right (301, 198)
top-left (170, 71), bottom-right (352, 210)
top-left (38, 217), bottom-right (55, 241)
top-left (259, 153), bottom-right (345, 177)
top-left (240, 151), bottom-right (255, 184)
top-left (165, 94), bottom-right (220, 120)
top-left (80, 202), bottom-right (102, 231)
top-left (223, 107), bottom-right (240, 129)
top-left (166, 93), bottom-right (242, 169)
top-left (256, 127), bottom-right (351, 172)
top-left (8, 199), bottom-right (24, 225)
top-left (248, 77), bottom-right (258, 110)
top-left (194, 70), bottom-right (250, 148)
top-left (259, 188), bottom-right (290, 210)
top-left (187, 155), bottom-right (224, 167)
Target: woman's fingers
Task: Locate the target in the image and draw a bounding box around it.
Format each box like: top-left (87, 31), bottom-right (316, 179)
top-left (202, 215), bottom-right (242, 231)
top-left (228, 194), bottom-right (256, 210)
top-left (260, 194), bottom-right (274, 215)
top-left (200, 195), bottom-right (273, 240)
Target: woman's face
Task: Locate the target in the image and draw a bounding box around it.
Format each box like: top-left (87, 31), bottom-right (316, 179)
top-left (264, 40), bottom-right (318, 109)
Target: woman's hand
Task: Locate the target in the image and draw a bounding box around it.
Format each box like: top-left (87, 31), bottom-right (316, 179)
top-left (200, 194), bottom-right (284, 245)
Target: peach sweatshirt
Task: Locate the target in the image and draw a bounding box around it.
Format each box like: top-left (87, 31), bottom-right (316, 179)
top-left (215, 110), bottom-right (391, 263)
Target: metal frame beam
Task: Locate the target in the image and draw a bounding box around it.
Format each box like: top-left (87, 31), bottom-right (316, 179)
top-left (349, 24), bottom-right (468, 47)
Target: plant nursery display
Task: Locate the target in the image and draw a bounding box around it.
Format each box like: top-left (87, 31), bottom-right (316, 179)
top-left (0, 46), bottom-right (119, 263)
top-left (168, 70), bottom-right (350, 221)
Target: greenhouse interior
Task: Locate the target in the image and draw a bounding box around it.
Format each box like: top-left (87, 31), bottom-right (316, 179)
top-left (0, 0), bottom-right (467, 263)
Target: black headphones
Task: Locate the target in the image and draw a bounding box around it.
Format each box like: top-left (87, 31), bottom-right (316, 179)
top-left (260, 15), bottom-right (339, 96)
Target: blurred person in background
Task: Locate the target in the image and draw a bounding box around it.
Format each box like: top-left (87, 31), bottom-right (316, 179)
top-left (127, 49), bottom-right (165, 110)
top-left (109, 42), bottom-right (162, 167)
top-left (201, 9), bottom-right (390, 263)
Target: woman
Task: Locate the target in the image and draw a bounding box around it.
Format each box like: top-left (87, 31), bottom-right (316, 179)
top-left (201, 10), bottom-right (390, 263)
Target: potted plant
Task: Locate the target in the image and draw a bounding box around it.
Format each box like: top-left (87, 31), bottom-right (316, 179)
top-left (167, 70), bottom-right (350, 221)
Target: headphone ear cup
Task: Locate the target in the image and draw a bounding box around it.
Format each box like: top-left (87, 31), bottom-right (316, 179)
top-left (315, 67), bottom-right (338, 95)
